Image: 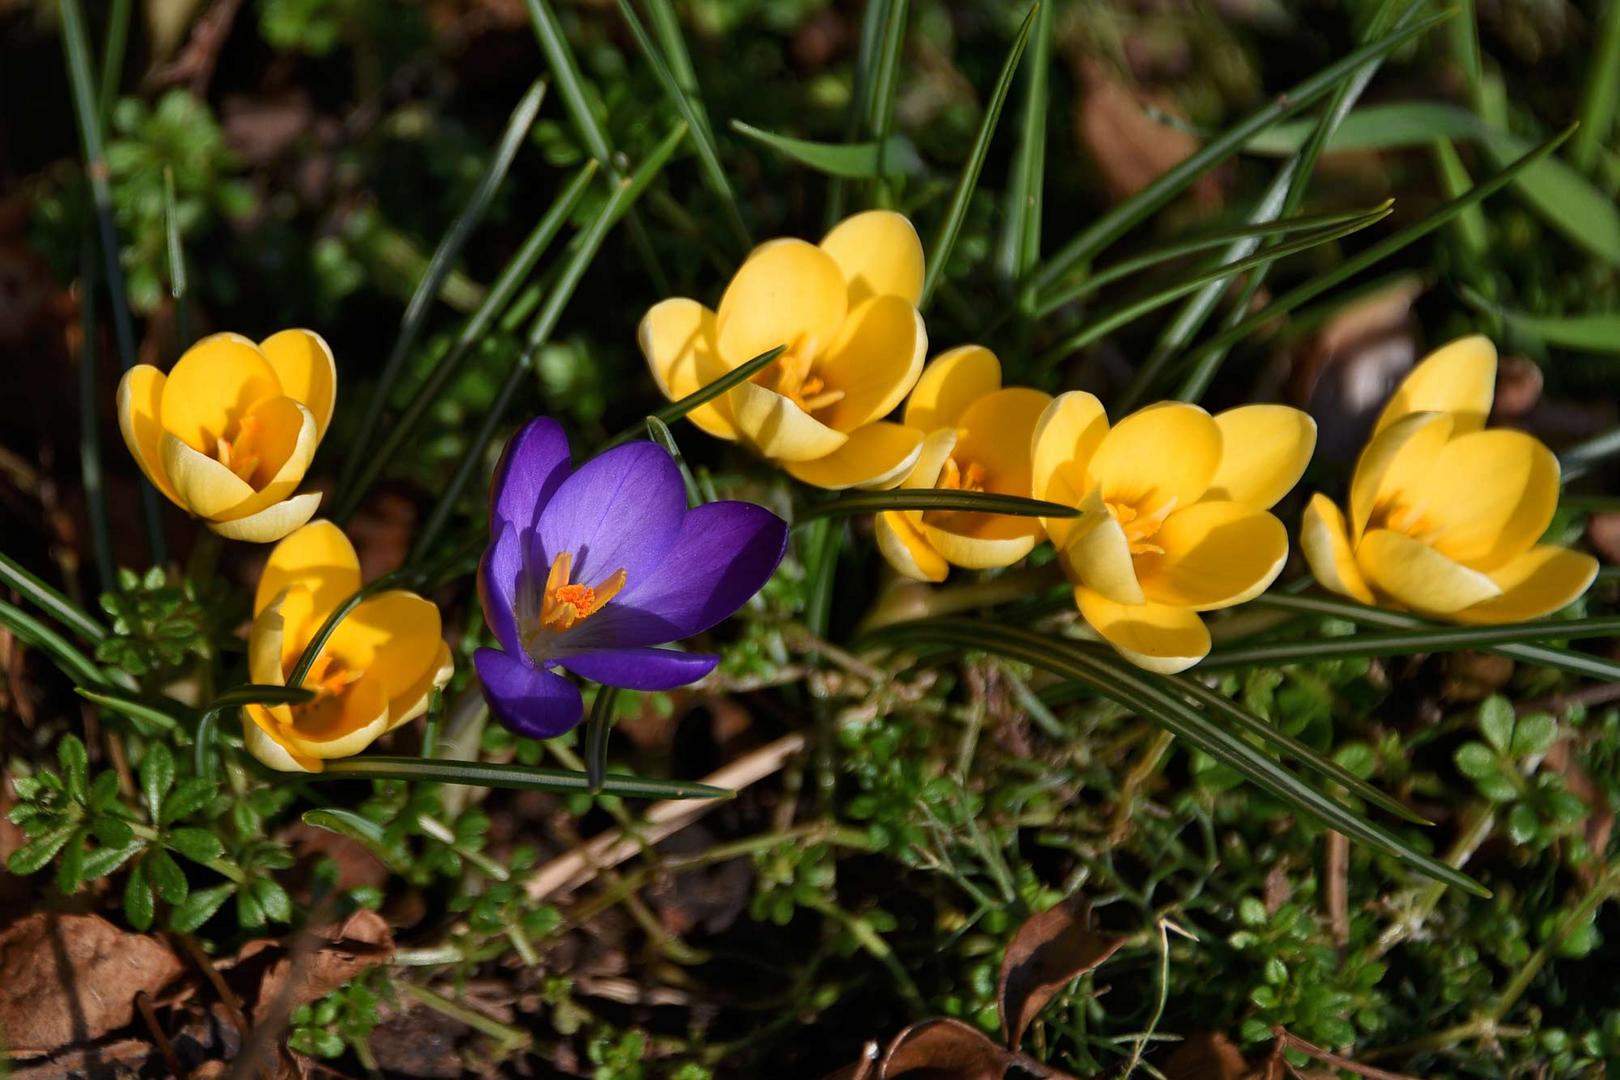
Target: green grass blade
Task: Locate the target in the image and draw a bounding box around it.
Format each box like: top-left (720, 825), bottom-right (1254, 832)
top-left (827, 0), bottom-right (891, 224)
top-left (1200, 616), bottom-right (1620, 669)
top-left (585, 687), bottom-right (621, 793)
top-left (797, 490), bottom-right (1079, 521)
top-left (616, 0), bottom-right (748, 250)
top-left (59, 0), bottom-right (165, 565)
top-left (0, 599), bottom-right (109, 688)
top-left (1431, 138), bottom-right (1490, 258)
top-left (162, 166), bottom-right (190, 347)
top-left (0, 551), bottom-right (108, 643)
top-left (96, 0), bottom-right (132, 123)
top-left (301, 809), bottom-right (400, 866)
top-left (411, 123), bottom-right (687, 560)
top-left (311, 756), bottom-right (733, 800)
top-left (341, 79), bottom-right (545, 493)
top-left (643, 0), bottom-right (710, 134)
top-left (1250, 593), bottom-right (1620, 682)
top-left (919, 3), bottom-right (1037, 310)
top-left (730, 121), bottom-right (919, 179)
top-left (1459, 286), bottom-right (1620, 353)
top-left (1572, 0), bottom-right (1620, 172)
top-left (996, 0), bottom-right (1053, 287)
top-left (76, 688), bottom-right (185, 732)
top-left (1480, 129), bottom-right (1620, 266)
top-left (1245, 101), bottom-right (1486, 155)
top-left (1027, 9), bottom-right (1451, 295)
top-left (1040, 210), bottom-right (1391, 364)
top-left (1166, 674), bottom-right (1428, 825)
top-left (524, 0), bottom-right (669, 293)
top-left (865, 0), bottom-right (910, 203)
top-left (1561, 426), bottom-right (1620, 483)
top-left (1038, 204), bottom-right (1391, 318)
top-left (871, 618), bottom-right (1487, 897)
top-left (209, 684), bottom-right (318, 710)
top-left (333, 160), bottom-right (599, 522)
top-left (73, 247), bottom-right (114, 592)
top-left (603, 344), bottom-right (785, 449)
top-left (1136, 0), bottom-right (1414, 408)
top-left (1172, 124), bottom-right (1574, 400)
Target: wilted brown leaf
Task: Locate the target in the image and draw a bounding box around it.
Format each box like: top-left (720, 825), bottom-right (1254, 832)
top-left (235, 909), bottom-right (394, 1023)
top-left (883, 1017), bottom-right (1072, 1080)
top-left (0, 912), bottom-right (184, 1056)
top-left (997, 897), bottom-right (1125, 1050)
top-left (1076, 59), bottom-right (1221, 206)
top-left (1162, 1031), bottom-right (1251, 1080)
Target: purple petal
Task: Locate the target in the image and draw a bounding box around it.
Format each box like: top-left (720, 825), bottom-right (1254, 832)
top-left (586, 500), bottom-right (787, 647)
top-left (478, 522), bottom-right (525, 656)
top-left (536, 441), bottom-right (686, 589)
top-left (561, 648), bottom-right (719, 691)
top-left (474, 648), bottom-right (583, 739)
top-left (491, 417), bottom-right (573, 533)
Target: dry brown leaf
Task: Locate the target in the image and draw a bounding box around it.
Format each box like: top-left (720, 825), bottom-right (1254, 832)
top-left (235, 909), bottom-right (395, 1023)
top-left (1589, 513), bottom-right (1620, 565)
top-left (996, 898), bottom-right (1125, 1050)
top-left (0, 912), bottom-right (184, 1056)
top-left (1161, 1031), bottom-right (1251, 1080)
top-left (1076, 59), bottom-right (1220, 206)
top-left (882, 1018), bottom-right (1052, 1080)
top-left (1544, 738), bottom-right (1615, 885)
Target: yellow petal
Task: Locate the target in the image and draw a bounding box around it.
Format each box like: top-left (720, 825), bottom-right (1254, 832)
top-left (247, 591), bottom-right (293, 685)
top-left (1031, 391), bottom-right (1109, 549)
top-left (953, 387), bottom-right (1052, 493)
top-left (255, 520), bottom-right (362, 617)
top-left (325, 589), bottom-right (444, 701)
top-left (1063, 490), bottom-right (1145, 606)
top-left (161, 432), bottom-right (254, 518)
top-left (1349, 411), bottom-right (1453, 543)
top-left (784, 422), bottom-right (924, 490)
top-left (875, 510), bottom-right (949, 583)
top-left (208, 491), bottom-right (322, 543)
top-left (258, 329), bottom-right (336, 439)
top-left (1136, 501), bottom-right (1288, 611)
top-left (904, 428), bottom-right (959, 491)
top-left (903, 345), bottom-right (1002, 432)
top-left (279, 675), bottom-right (392, 761)
top-left (1088, 402), bottom-right (1221, 517)
top-left (715, 239), bottom-right (847, 366)
top-left (1374, 334), bottom-right (1496, 436)
top-left (638, 299), bottom-right (737, 440)
top-left (385, 640), bottom-right (456, 731)
top-left (1357, 529), bottom-right (1502, 615)
top-left (116, 365), bottom-right (181, 504)
top-left (920, 516), bottom-right (1040, 570)
top-left (1416, 429), bottom-right (1560, 571)
top-left (1300, 494), bottom-right (1374, 605)
top-left (729, 381), bottom-right (849, 462)
top-left (159, 332), bottom-right (283, 452)
top-left (819, 209), bottom-right (925, 306)
top-left (1075, 587), bottom-right (1211, 675)
top-left (1207, 405), bottom-right (1317, 510)
top-left (213, 398), bottom-right (318, 523)
top-left (815, 295), bottom-right (927, 431)
top-left (1454, 545), bottom-right (1600, 624)
top-left (242, 706), bottom-right (321, 773)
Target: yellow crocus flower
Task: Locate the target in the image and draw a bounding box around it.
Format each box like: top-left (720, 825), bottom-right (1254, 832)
top-left (639, 210), bottom-right (928, 490)
top-left (1032, 395), bottom-right (1317, 673)
top-left (875, 345), bottom-right (1052, 581)
top-left (1301, 335), bottom-right (1597, 623)
top-left (243, 521), bottom-right (453, 772)
top-left (117, 330), bottom-right (335, 543)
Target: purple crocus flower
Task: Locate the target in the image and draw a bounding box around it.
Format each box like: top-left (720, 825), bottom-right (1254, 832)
top-left (476, 418), bottom-right (788, 738)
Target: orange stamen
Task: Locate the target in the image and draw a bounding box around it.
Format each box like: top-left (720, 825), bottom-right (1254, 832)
top-left (754, 335), bottom-right (846, 415)
top-left (1106, 497), bottom-right (1176, 556)
top-left (938, 458), bottom-right (988, 493)
top-left (538, 551), bottom-right (627, 632)
top-left (215, 416), bottom-right (263, 483)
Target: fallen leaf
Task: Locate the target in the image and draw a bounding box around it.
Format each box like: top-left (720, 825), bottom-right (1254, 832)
top-left (1544, 738), bottom-right (1614, 886)
top-left (1076, 59), bottom-right (1221, 206)
top-left (0, 912), bottom-right (184, 1056)
top-left (881, 1018), bottom-right (1043, 1080)
top-left (1493, 355), bottom-right (1544, 419)
top-left (1589, 514), bottom-right (1620, 565)
top-left (997, 897), bottom-right (1125, 1050)
top-left (1161, 1031), bottom-right (1251, 1080)
top-left (233, 909), bottom-right (394, 1023)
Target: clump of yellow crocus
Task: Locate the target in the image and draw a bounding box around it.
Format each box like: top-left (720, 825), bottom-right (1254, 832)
top-left (876, 345), bottom-right (1052, 581)
top-left (639, 210), bottom-right (928, 490)
top-left (1301, 335), bottom-right (1597, 622)
top-left (118, 331), bottom-right (335, 543)
top-left (244, 521), bottom-right (452, 772)
top-left (1032, 394), bottom-right (1317, 673)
